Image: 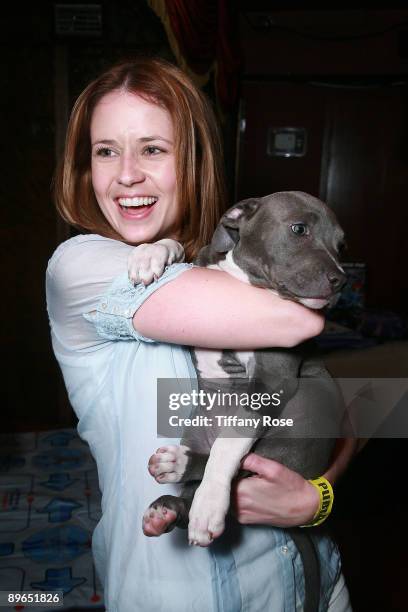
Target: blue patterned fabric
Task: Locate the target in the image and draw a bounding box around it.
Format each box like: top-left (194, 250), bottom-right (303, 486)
top-left (0, 428), bottom-right (104, 611)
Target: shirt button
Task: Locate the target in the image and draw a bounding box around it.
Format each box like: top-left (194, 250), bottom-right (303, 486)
top-left (101, 303), bottom-right (107, 310)
top-left (281, 546), bottom-right (289, 554)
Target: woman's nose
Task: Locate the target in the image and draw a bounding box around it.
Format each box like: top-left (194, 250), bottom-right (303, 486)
top-left (117, 154), bottom-right (145, 186)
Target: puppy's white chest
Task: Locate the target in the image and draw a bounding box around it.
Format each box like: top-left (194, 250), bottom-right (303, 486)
top-left (194, 348), bottom-right (255, 379)
top-left (194, 254), bottom-right (255, 379)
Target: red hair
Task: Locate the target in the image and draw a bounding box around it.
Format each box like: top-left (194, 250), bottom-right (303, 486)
top-left (54, 56), bottom-right (227, 260)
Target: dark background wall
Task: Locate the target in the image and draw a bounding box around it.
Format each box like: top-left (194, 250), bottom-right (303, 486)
top-left (237, 8), bottom-right (408, 312)
top-left (2, 1), bottom-right (177, 432)
top-left (1, 3), bottom-right (407, 610)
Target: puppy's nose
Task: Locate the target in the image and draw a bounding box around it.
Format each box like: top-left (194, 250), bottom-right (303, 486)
top-left (327, 271), bottom-right (346, 291)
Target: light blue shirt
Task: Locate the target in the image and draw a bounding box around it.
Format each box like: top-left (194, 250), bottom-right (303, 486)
top-left (46, 234), bottom-right (341, 612)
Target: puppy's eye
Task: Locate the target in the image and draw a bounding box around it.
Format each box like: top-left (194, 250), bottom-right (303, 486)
top-left (291, 223), bottom-right (309, 236)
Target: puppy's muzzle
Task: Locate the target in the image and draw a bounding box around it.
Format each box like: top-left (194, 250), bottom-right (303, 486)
top-left (327, 270), bottom-right (347, 293)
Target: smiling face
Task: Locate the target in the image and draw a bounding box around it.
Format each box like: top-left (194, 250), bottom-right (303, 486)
top-left (90, 89), bottom-right (179, 245)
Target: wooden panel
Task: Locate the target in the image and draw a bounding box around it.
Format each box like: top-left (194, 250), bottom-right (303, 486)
top-left (239, 9), bottom-right (408, 76)
top-left (236, 81), bottom-right (327, 199)
top-left (324, 85), bottom-right (408, 310)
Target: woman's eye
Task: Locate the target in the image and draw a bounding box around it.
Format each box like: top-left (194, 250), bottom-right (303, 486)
top-left (291, 223), bottom-right (309, 236)
top-left (143, 145), bottom-right (163, 156)
top-left (95, 147), bottom-right (115, 157)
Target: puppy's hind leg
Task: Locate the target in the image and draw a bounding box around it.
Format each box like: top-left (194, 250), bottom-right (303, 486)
top-left (142, 483), bottom-right (197, 537)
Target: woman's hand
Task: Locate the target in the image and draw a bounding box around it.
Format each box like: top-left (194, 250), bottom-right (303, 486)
top-left (231, 453), bottom-right (319, 527)
top-left (231, 437), bottom-right (358, 527)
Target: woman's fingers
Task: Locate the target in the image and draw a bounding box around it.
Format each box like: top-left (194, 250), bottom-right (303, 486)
top-left (232, 454), bottom-right (320, 527)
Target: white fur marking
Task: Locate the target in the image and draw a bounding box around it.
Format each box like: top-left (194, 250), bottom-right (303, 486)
top-left (199, 256), bottom-right (255, 377)
top-left (225, 208), bottom-right (243, 220)
top-left (194, 348), bottom-right (229, 378)
top-left (326, 249), bottom-right (345, 274)
top-left (149, 445), bottom-right (190, 483)
top-left (188, 437), bottom-right (254, 546)
top-left (194, 345), bottom-right (255, 379)
top-left (217, 251), bottom-right (251, 283)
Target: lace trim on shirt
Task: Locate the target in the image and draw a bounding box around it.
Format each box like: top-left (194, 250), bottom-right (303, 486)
top-left (83, 263), bottom-right (194, 342)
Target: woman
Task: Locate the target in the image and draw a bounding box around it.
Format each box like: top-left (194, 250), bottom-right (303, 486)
top-left (46, 57), bottom-right (353, 611)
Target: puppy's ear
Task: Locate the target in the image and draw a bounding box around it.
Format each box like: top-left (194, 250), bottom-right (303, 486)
top-left (211, 225), bottom-right (238, 252)
top-left (211, 199), bottom-right (261, 253)
top-left (222, 199), bottom-right (261, 228)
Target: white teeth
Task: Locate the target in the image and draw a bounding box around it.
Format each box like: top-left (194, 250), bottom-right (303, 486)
top-left (118, 197), bottom-right (158, 207)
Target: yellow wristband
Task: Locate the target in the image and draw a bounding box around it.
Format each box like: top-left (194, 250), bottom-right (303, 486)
top-left (300, 476), bottom-right (334, 528)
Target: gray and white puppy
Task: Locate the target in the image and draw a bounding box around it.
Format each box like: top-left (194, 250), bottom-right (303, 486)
top-left (133, 191), bottom-right (347, 548)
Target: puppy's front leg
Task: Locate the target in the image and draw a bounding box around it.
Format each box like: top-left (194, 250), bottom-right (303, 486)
top-left (188, 436), bottom-right (254, 547)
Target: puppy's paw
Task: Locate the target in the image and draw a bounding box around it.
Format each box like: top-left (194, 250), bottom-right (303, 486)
top-left (188, 480), bottom-right (230, 547)
top-left (148, 445), bottom-right (190, 483)
top-left (128, 239), bottom-right (184, 286)
top-left (142, 499), bottom-right (178, 537)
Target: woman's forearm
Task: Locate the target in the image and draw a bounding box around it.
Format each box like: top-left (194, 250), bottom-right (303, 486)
top-left (133, 267), bottom-right (324, 349)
